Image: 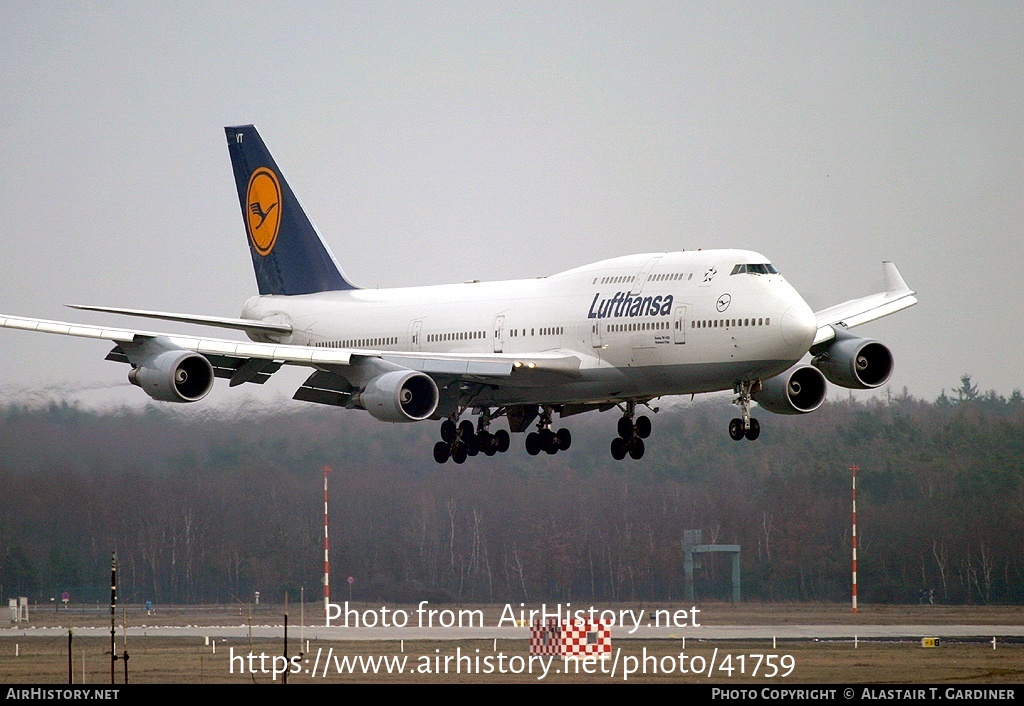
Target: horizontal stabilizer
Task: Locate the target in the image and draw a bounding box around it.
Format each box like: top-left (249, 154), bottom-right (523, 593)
top-left (67, 305), bottom-right (293, 335)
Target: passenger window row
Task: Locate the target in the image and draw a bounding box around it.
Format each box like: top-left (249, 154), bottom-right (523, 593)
top-left (692, 318), bottom-right (770, 329)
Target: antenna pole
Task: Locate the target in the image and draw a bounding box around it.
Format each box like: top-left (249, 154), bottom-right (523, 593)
top-left (851, 465), bottom-right (859, 614)
top-left (109, 551), bottom-right (116, 684)
top-left (323, 466), bottom-right (331, 622)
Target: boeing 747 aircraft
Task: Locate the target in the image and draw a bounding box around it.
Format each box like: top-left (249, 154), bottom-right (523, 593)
top-left (0, 126), bottom-right (917, 463)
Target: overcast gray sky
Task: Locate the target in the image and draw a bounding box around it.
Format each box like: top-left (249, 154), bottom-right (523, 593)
top-left (1, 1), bottom-right (1021, 409)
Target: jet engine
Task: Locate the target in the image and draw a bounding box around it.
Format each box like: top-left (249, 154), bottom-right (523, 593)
top-left (811, 332), bottom-right (893, 389)
top-left (357, 370), bottom-right (439, 422)
top-left (128, 350), bottom-right (215, 403)
top-left (752, 365), bottom-right (827, 415)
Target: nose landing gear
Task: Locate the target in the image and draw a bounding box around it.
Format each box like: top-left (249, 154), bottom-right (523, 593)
top-left (728, 380), bottom-right (762, 441)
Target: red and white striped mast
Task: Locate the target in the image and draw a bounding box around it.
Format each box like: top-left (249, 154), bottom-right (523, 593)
top-left (851, 464), bottom-right (859, 614)
top-left (323, 465), bottom-right (331, 621)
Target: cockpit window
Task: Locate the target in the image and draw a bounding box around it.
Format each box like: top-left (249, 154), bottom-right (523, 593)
top-left (730, 263), bottom-right (779, 275)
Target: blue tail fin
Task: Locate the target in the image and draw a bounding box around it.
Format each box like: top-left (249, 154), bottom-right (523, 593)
top-left (225, 125), bottom-right (357, 295)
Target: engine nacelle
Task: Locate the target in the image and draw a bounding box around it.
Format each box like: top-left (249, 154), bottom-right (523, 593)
top-left (752, 365), bottom-right (827, 415)
top-left (357, 370), bottom-right (438, 422)
top-left (812, 333), bottom-right (893, 389)
top-left (128, 350), bottom-right (215, 403)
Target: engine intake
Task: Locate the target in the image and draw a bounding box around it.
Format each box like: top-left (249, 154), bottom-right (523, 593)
top-left (812, 332), bottom-right (893, 389)
top-left (357, 370), bottom-right (439, 422)
top-left (753, 365), bottom-right (827, 415)
top-left (128, 350), bottom-right (215, 403)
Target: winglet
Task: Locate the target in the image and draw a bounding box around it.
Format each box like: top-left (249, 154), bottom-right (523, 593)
top-left (812, 261), bottom-right (917, 348)
top-left (883, 261), bottom-right (912, 296)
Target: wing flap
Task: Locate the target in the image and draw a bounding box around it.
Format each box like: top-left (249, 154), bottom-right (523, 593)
top-left (293, 387), bottom-right (351, 407)
top-left (380, 350), bottom-right (581, 380)
top-left (104, 346), bottom-right (130, 364)
top-left (225, 358), bottom-right (275, 386)
top-left (381, 356), bottom-right (512, 377)
top-left (293, 370), bottom-right (353, 408)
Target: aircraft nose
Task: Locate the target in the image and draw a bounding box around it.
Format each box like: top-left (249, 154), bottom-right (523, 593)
top-left (780, 303), bottom-right (816, 351)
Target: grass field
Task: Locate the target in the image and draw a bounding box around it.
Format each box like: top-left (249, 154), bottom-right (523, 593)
top-left (3, 602), bottom-right (1022, 684)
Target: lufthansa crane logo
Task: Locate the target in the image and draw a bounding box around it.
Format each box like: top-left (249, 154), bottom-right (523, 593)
top-left (716, 293), bottom-right (732, 312)
top-left (246, 167), bottom-right (282, 256)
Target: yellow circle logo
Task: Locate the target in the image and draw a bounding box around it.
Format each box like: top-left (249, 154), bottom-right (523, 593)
top-left (245, 168), bottom-right (282, 256)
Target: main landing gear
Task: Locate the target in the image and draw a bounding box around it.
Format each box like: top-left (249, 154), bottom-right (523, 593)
top-left (610, 401), bottom-right (651, 460)
top-left (728, 380), bottom-right (761, 441)
top-left (525, 406), bottom-right (571, 456)
top-left (433, 409), bottom-right (510, 464)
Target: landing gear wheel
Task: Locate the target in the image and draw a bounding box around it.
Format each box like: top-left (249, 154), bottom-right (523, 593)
top-left (617, 416), bottom-right (634, 440)
top-left (745, 417), bottom-right (761, 441)
top-left (556, 428), bottom-right (572, 451)
top-left (433, 441), bottom-right (450, 464)
top-left (526, 432), bottom-right (541, 456)
top-left (729, 418), bottom-right (745, 441)
top-left (478, 430), bottom-right (496, 456)
top-left (465, 434), bottom-right (480, 456)
top-left (539, 428), bottom-right (558, 454)
top-left (451, 444), bottom-right (468, 464)
top-left (440, 419), bottom-right (457, 443)
top-left (611, 437), bottom-right (628, 460)
top-left (635, 415), bottom-right (652, 439)
top-left (458, 419), bottom-right (475, 440)
top-left (494, 429), bottom-right (510, 453)
top-left (628, 437), bottom-right (645, 460)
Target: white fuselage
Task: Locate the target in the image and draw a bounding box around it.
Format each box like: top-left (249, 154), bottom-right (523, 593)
top-left (241, 249), bottom-right (817, 406)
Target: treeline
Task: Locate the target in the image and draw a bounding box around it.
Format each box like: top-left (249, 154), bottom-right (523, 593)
top-left (1, 382), bottom-right (1023, 606)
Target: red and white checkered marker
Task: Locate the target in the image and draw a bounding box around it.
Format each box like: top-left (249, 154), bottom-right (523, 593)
top-left (529, 618), bottom-right (611, 657)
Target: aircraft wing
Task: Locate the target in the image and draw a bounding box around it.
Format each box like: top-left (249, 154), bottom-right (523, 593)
top-left (812, 262), bottom-right (917, 347)
top-left (0, 313), bottom-right (581, 395)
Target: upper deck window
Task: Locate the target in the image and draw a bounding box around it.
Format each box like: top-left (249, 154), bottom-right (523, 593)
top-left (730, 263), bottom-right (779, 275)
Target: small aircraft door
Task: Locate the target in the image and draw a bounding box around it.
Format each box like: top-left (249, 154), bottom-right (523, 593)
top-left (591, 318), bottom-right (603, 349)
top-left (411, 320), bottom-right (423, 351)
top-left (674, 305), bottom-right (688, 344)
top-left (493, 315), bottom-right (505, 353)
